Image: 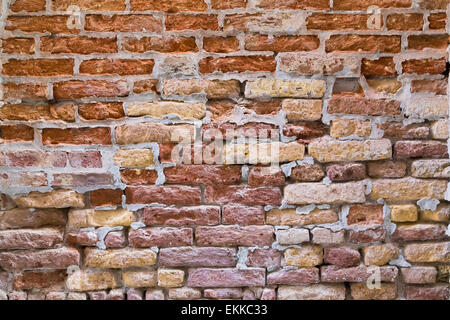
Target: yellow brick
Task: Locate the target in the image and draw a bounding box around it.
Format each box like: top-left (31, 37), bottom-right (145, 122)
top-left (421, 204), bottom-right (450, 222)
top-left (245, 79), bottom-right (325, 99)
top-left (404, 242), bottom-right (449, 263)
top-left (363, 244), bottom-right (399, 266)
top-left (390, 205), bottom-right (418, 222)
top-left (330, 119), bottom-right (371, 138)
top-left (371, 178), bottom-right (447, 201)
top-left (266, 208), bottom-right (338, 226)
top-left (127, 102), bottom-right (205, 119)
top-left (66, 270), bottom-right (118, 292)
top-left (158, 269), bottom-right (185, 288)
top-left (350, 283), bottom-right (397, 300)
top-left (84, 248), bottom-right (157, 268)
top-left (114, 149), bottom-right (154, 167)
top-left (284, 246), bottom-right (323, 267)
top-left (122, 270), bottom-right (157, 288)
top-left (282, 99), bottom-right (322, 121)
top-left (68, 209), bottom-right (134, 228)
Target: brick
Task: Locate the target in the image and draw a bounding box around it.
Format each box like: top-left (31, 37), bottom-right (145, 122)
top-left (349, 228), bottom-right (386, 243)
top-left (333, 0), bottom-right (411, 9)
top-left (2, 38), bottom-right (35, 54)
top-left (405, 285), bottom-right (449, 300)
top-left (308, 13), bottom-right (377, 30)
top-left (211, 0), bottom-right (247, 9)
top-left (267, 269), bottom-right (319, 285)
top-left (42, 128), bottom-right (111, 145)
top-left (428, 13), bottom-right (447, 29)
top-left (329, 96), bottom-right (401, 115)
top-left (187, 268), bottom-right (265, 287)
top-left (158, 269), bottom-right (184, 287)
top-left (89, 189), bottom-right (122, 207)
top-left (143, 206), bottom-right (220, 226)
top-left (408, 35), bottom-right (448, 50)
top-left (51, 0), bottom-right (125, 10)
top-left (40, 36), bottom-right (117, 54)
top-left (129, 227), bottom-right (193, 247)
top-left (163, 79), bottom-right (240, 99)
top-left (278, 284), bottom-right (346, 300)
top-left (52, 173), bottom-right (113, 187)
top-left (0, 247), bottom-right (80, 270)
top-left (347, 204), bottom-right (384, 226)
top-left (10, 0), bottom-right (46, 12)
top-left (284, 246), bottom-right (323, 267)
top-left (0, 150), bottom-right (66, 168)
top-left (0, 125), bottom-right (34, 142)
top-left (134, 79), bottom-right (158, 94)
top-left (311, 228), bottom-right (345, 244)
top-left (279, 54), bottom-right (359, 75)
top-left (222, 205), bottom-right (264, 225)
top-left (2, 82), bottom-right (47, 100)
top-left (80, 59), bottom-right (154, 75)
top-left (2, 59), bottom-right (73, 77)
top-left (68, 151), bottom-right (102, 168)
top-left (351, 283), bottom-right (397, 300)
top-left (122, 271), bottom-right (157, 288)
top-left (68, 209), bottom-right (133, 228)
top-left (203, 37), bottom-right (239, 53)
top-left (367, 79), bottom-right (402, 94)
top-left (126, 185), bottom-right (201, 205)
top-left (247, 249), bottom-right (281, 269)
top-left (168, 287), bottom-right (201, 299)
top-left (85, 14), bottom-right (162, 32)
top-left (0, 172), bottom-right (47, 188)
top-left (324, 247), bottom-right (360, 268)
top-left (116, 123), bottom-right (194, 145)
top-left (196, 225), bottom-right (274, 246)
top-left (330, 119), bottom-right (371, 138)
top-left (402, 58), bottom-right (447, 74)
top-left (362, 57), bottom-right (396, 76)
top-left (246, 80), bottom-right (325, 99)
top-left (0, 103), bottom-right (75, 122)
top-left (14, 190), bottom-right (84, 208)
top-left (321, 265), bottom-right (398, 282)
top-left (283, 123), bottom-right (327, 140)
top-left (282, 99), bottom-right (322, 121)
top-left (120, 169), bottom-right (155, 185)
top-left (326, 35), bottom-right (401, 53)
top-left (390, 205), bottom-right (418, 222)
top-left (160, 247), bottom-right (237, 267)
top-left (248, 166), bottom-right (284, 187)
top-left (421, 204), bottom-right (450, 222)
top-left (84, 248), bottom-right (156, 268)
top-left (166, 14), bottom-right (218, 31)
top-left (0, 208), bottom-right (65, 230)
top-left (205, 186), bottom-right (282, 205)
top-left (395, 141), bottom-right (448, 159)
top-left (412, 79), bottom-right (448, 95)
top-left (245, 35), bottom-right (319, 52)
top-left (404, 242), bottom-right (449, 263)
top-left (123, 37), bottom-right (197, 53)
top-left (256, 0), bottom-right (329, 9)
top-left (0, 227), bottom-right (63, 249)
top-left (200, 56), bottom-right (276, 73)
top-left (14, 271), bottom-right (65, 290)
top-left (371, 178), bottom-right (447, 201)
top-left (386, 13), bottom-right (423, 30)
top-left (401, 267), bottom-right (437, 284)
top-left (53, 80), bottom-right (129, 99)
top-left (431, 120), bottom-right (449, 140)
top-left (65, 230), bottom-right (97, 246)
top-left (327, 164), bottom-right (366, 181)
top-left (393, 224), bottom-right (447, 241)
top-left (204, 288), bottom-right (243, 299)
top-left (128, 102), bottom-right (205, 120)
top-left (405, 96), bottom-right (448, 118)
top-left (131, 0), bottom-right (207, 11)
top-left (67, 270), bottom-right (117, 292)
top-left (291, 164), bottom-right (325, 182)
top-left (363, 244), bottom-right (398, 266)
top-left (6, 16), bottom-right (80, 34)
top-left (368, 161), bottom-right (407, 178)
top-left (266, 208), bottom-right (338, 226)
top-left (114, 149), bottom-right (154, 168)
top-left (378, 123), bottom-right (430, 139)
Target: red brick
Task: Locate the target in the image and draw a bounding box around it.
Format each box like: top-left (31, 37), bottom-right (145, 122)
top-left (120, 169), bottom-right (158, 185)
top-left (131, 0), bottom-right (207, 12)
top-left (51, 0), bottom-right (126, 11)
top-left (6, 16), bottom-right (80, 34)
top-left (160, 247), bottom-right (237, 267)
top-left (203, 37), bottom-right (239, 53)
top-left (394, 141), bottom-right (448, 158)
top-left (247, 249), bottom-right (281, 269)
top-left (164, 165), bottom-right (241, 185)
top-left (326, 164), bottom-right (366, 181)
top-left (40, 36), bottom-right (117, 54)
top-left (196, 225), bottom-right (274, 246)
top-left (42, 128), bottom-right (111, 145)
top-left (133, 79), bottom-right (159, 94)
top-left (402, 58), bottom-right (447, 75)
top-left (68, 151), bottom-right (102, 168)
top-left (211, 0), bottom-right (247, 9)
top-left (362, 57), bottom-right (396, 76)
top-left (245, 35), bottom-right (320, 52)
top-left (143, 206), bottom-right (220, 226)
top-left (52, 173), bottom-right (113, 187)
top-left (89, 189), bottom-right (123, 207)
top-left (256, 0), bottom-right (328, 9)
top-left (79, 102), bottom-right (124, 120)
top-left (2, 38), bottom-right (35, 54)
top-left (321, 265), bottom-right (398, 282)
top-left (429, 13), bottom-right (447, 30)
top-left (0, 208), bottom-right (66, 229)
top-left (222, 205), bottom-right (265, 225)
top-left (307, 13), bottom-right (375, 30)
top-left (324, 247), bottom-right (361, 267)
top-left (0, 103), bottom-right (75, 122)
top-left (291, 164), bottom-right (325, 182)
top-left (1, 150), bottom-right (67, 168)
top-left (378, 123), bottom-right (430, 139)
top-left (349, 228), bottom-right (386, 243)
top-left (129, 227), bottom-right (193, 247)
top-left (386, 13), bottom-right (423, 30)
top-left (0, 227), bottom-right (63, 249)
top-left (126, 186), bottom-right (201, 205)
top-left (328, 96), bottom-right (401, 115)
top-left (10, 0), bottom-right (46, 12)
top-left (347, 205), bottom-right (384, 226)
top-left (85, 14), bottom-right (162, 32)
top-left (2, 59), bottom-right (74, 77)
top-left (405, 285), bottom-right (449, 300)
top-left (411, 79), bottom-right (447, 95)
top-left (205, 185), bottom-right (282, 205)
top-left (333, 0), bottom-right (412, 10)
top-left (65, 230), bottom-right (98, 247)
top-left (368, 161), bottom-right (407, 178)
top-left (248, 166), bottom-right (285, 186)
top-left (203, 123), bottom-right (278, 140)
top-left (326, 35), bottom-right (401, 53)
top-left (267, 268), bottom-right (319, 285)
top-left (416, 0), bottom-right (448, 10)
top-left (165, 14), bottom-right (219, 31)
top-left (2, 82), bottom-right (47, 100)
top-left (187, 268), bottom-right (265, 287)
top-left (0, 125), bottom-right (34, 142)
top-left (123, 37), bottom-right (197, 53)
top-left (14, 271), bottom-right (65, 290)
top-left (199, 56), bottom-right (276, 73)
top-left (80, 59), bottom-right (154, 75)
top-left (53, 80), bottom-right (129, 99)
top-left (408, 35), bottom-right (448, 50)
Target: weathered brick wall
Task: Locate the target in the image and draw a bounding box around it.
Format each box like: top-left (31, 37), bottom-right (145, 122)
top-left (0, 0), bottom-right (449, 300)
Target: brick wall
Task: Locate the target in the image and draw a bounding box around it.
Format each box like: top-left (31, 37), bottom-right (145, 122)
top-left (0, 0), bottom-right (449, 300)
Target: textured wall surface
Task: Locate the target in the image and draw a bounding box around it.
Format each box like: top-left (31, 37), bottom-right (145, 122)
top-left (0, 0), bottom-right (449, 300)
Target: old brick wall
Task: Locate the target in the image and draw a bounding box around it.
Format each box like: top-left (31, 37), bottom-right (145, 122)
top-left (0, 0), bottom-right (449, 300)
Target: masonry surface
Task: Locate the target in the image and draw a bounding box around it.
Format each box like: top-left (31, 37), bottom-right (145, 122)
top-left (0, 0), bottom-right (449, 301)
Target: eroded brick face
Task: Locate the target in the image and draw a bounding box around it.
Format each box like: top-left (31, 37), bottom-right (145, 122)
top-left (0, 0), bottom-right (448, 301)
